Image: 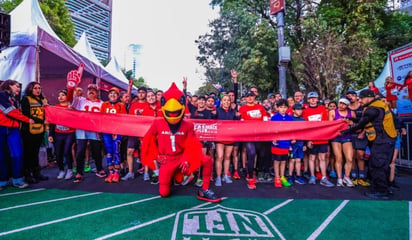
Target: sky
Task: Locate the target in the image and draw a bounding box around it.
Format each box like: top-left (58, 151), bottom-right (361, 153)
top-left (111, 0), bottom-right (219, 93)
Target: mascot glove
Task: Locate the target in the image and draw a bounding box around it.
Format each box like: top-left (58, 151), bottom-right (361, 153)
top-left (179, 160), bottom-right (190, 175)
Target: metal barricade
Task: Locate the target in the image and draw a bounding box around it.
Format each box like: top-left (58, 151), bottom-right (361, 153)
top-left (396, 121), bottom-right (412, 168)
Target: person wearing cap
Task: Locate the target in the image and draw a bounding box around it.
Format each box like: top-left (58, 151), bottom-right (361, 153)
top-left (346, 89), bottom-right (369, 187)
top-left (68, 83), bottom-right (105, 183)
top-left (289, 103), bottom-right (306, 185)
top-left (101, 87), bottom-right (127, 183)
top-left (329, 98), bottom-right (356, 188)
top-left (341, 89), bottom-right (397, 199)
top-left (238, 90), bottom-right (269, 190)
top-left (302, 91), bottom-right (334, 187)
top-left (126, 86), bottom-right (149, 181)
top-left (48, 89), bottom-right (76, 180)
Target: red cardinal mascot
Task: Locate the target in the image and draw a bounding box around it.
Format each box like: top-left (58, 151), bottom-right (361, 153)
top-left (141, 83), bottom-right (221, 202)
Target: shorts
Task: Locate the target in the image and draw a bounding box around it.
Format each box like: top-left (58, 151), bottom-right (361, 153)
top-left (233, 142), bottom-right (241, 147)
top-left (202, 141), bottom-right (215, 149)
top-left (351, 134), bottom-right (368, 150)
top-left (331, 138), bottom-right (351, 144)
top-left (127, 136), bottom-right (140, 149)
top-left (395, 135), bottom-right (401, 150)
top-left (308, 144), bottom-right (329, 155)
top-left (291, 144), bottom-right (304, 159)
top-left (272, 154), bottom-right (289, 161)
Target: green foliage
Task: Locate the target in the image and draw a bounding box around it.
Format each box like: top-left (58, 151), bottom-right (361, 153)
top-left (198, 0), bottom-right (411, 98)
top-left (0, 0), bottom-right (76, 47)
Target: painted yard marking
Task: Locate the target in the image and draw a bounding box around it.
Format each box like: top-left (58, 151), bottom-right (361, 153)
top-left (0, 192), bottom-right (102, 212)
top-left (0, 195), bottom-right (161, 237)
top-left (0, 188), bottom-right (45, 197)
top-left (306, 200), bottom-right (349, 240)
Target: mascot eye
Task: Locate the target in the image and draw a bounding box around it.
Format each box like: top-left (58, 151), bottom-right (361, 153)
top-left (179, 95), bottom-right (186, 105)
top-left (161, 96), bottom-right (166, 106)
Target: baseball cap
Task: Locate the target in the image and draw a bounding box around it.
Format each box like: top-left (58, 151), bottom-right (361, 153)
top-left (268, 93), bottom-right (274, 98)
top-left (359, 89), bottom-right (375, 98)
top-left (338, 98), bottom-right (350, 105)
top-left (87, 84), bottom-right (98, 91)
top-left (292, 103), bottom-right (303, 110)
top-left (245, 91), bottom-right (255, 97)
top-left (109, 87), bottom-right (120, 94)
top-left (346, 90), bottom-right (357, 95)
top-left (138, 86), bottom-right (147, 92)
top-left (307, 91), bottom-right (319, 98)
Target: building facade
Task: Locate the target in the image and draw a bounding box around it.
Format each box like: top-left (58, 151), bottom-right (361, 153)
top-left (65, 0), bottom-right (112, 61)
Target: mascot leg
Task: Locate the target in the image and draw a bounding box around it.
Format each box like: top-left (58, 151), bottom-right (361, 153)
top-left (197, 155), bottom-right (221, 203)
top-left (158, 163), bottom-right (176, 198)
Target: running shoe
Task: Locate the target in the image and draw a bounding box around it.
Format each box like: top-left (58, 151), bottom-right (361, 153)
top-left (264, 173), bottom-right (273, 183)
top-left (233, 171), bottom-right (241, 180)
top-left (257, 172), bottom-right (265, 182)
top-left (223, 175), bottom-right (233, 184)
top-left (329, 170), bottom-right (337, 178)
top-left (13, 181), bottom-right (29, 189)
top-left (357, 178), bottom-right (370, 187)
top-left (351, 178), bottom-right (358, 186)
top-left (281, 176), bottom-right (291, 187)
top-left (194, 178), bottom-right (203, 188)
top-left (197, 189), bottom-right (221, 203)
top-left (226, 171), bottom-right (231, 178)
top-left (294, 176), bottom-right (306, 185)
top-left (320, 177), bottom-right (334, 187)
top-left (287, 176), bottom-right (294, 185)
top-left (112, 172), bottom-right (120, 183)
top-left (151, 175), bottom-right (159, 185)
top-left (274, 177), bottom-right (282, 188)
top-left (137, 167), bottom-right (145, 175)
top-left (143, 172), bottom-right (150, 181)
top-left (73, 174), bottom-right (83, 183)
top-left (181, 174), bottom-right (195, 186)
top-left (215, 176), bottom-right (222, 187)
top-left (105, 172), bottom-right (114, 183)
top-left (57, 171), bottom-right (65, 180)
top-left (96, 170), bottom-right (107, 178)
top-left (315, 172), bottom-right (322, 180)
top-left (336, 178), bottom-right (343, 187)
top-left (308, 176), bottom-right (316, 185)
top-left (246, 174), bottom-right (259, 184)
top-left (65, 170), bottom-right (73, 180)
top-left (121, 172), bottom-right (135, 181)
top-left (84, 163), bottom-right (91, 173)
top-left (343, 177), bottom-right (354, 187)
top-left (72, 166), bottom-right (77, 174)
top-left (247, 179), bottom-right (257, 190)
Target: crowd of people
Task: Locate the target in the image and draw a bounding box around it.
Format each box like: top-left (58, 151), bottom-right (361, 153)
top-left (0, 70), bottom-right (410, 200)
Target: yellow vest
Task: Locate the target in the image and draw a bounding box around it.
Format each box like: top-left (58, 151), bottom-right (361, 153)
top-left (364, 100), bottom-right (397, 141)
top-left (26, 96), bottom-right (48, 134)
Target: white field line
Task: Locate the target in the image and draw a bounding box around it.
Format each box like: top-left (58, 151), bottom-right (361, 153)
top-left (307, 200), bottom-right (349, 240)
top-left (0, 195), bottom-right (161, 237)
top-left (0, 192), bottom-right (102, 212)
top-left (261, 199), bottom-right (294, 240)
top-left (0, 188), bottom-right (45, 197)
top-left (409, 201), bottom-right (412, 240)
top-left (94, 198), bottom-right (228, 240)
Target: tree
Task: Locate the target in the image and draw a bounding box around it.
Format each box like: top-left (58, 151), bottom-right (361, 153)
top-left (0, 0), bottom-right (76, 47)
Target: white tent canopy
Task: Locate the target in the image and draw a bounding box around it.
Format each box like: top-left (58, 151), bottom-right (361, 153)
top-left (0, 0), bottom-right (128, 91)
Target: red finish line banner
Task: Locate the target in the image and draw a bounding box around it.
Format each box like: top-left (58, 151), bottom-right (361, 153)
top-left (44, 106), bottom-right (347, 141)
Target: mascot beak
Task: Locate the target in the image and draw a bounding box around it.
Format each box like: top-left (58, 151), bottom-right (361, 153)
top-left (162, 83), bottom-right (186, 125)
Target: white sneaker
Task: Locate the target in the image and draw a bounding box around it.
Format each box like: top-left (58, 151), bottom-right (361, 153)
top-left (57, 171), bottom-right (65, 180)
top-left (121, 172), bottom-right (135, 181)
top-left (337, 178), bottom-right (343, 187)
top-left (223, 175), bottom-right (233, 184)
top-left (343, 177), bottom-right (354, 187)
top-left (65, 170), bottom-right (73, 180)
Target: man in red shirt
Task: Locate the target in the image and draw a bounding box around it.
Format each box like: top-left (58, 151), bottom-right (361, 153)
top-left (302, 91), bottom-right (334, 187)
top-left (123, 87), bottom-right (149, 181)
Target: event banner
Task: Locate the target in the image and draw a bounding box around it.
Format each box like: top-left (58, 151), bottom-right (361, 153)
top-left (45, 106), bottom-right (348, 142)
top-left (389, 45), bottom-right (412, 116)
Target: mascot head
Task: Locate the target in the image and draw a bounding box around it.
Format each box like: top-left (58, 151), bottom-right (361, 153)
top-left (161, 82), bottom-right (186, 125)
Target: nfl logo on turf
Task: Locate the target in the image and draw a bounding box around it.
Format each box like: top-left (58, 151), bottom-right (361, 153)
top-left (171, 205), bottom-right (283, 239)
